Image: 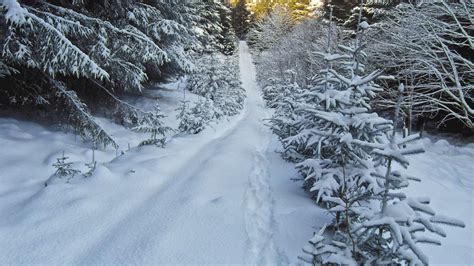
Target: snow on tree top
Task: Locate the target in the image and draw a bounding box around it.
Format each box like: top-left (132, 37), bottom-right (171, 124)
top-left (1, 0), bottom-right (27, 24)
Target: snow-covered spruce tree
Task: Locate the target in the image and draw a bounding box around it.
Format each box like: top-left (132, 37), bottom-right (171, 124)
top-left (293, 43), bottom-right (391, 206)
top-left (176, 98), bottom-right (215, 135)
top-left (192, 0), bottom-right (236, 55)
top-left (247, 5), bottom-right (294, 52)
top-left (0, 0), bottom-right (216, 148)
top-left (179, 54), bottom-right (244, 134)
top-left (216, 2), bottom-right (237, 55)
top-left (231, 0), bottom-right (251, 40)
top-left (186, 55), bottom-right (218, 99)
top-left (293, 8), bottom-right (392, 260)
top-left (186, 54), bottom-right (245, 119)
top-left (132, 104), bottom-right (171, 147)
top-left (0, 1), bottom-right (140, 147)
top-left (266, 71), bottom-right (307, 162)
top-left (52, 79), bottom-right (119, 148)
top-left (50, 151), bottom-right (81, 184)
top-left (211, 55), bottom-right (245, 118)
top-left (345, 84), bottom-right (466, 264)
top-left (298, 19), bottom-right (465, 265)
top-left (132, 0), bottom-right (200, 77)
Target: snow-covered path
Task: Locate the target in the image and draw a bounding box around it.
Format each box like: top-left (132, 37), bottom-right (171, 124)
top-left (93, 41), bottom-right (284, 264)
top-left (0, 41), bottom-right (301, 265)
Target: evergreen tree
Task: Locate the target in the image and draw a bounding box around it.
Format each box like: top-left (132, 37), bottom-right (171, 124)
top-left (231, 0), bottom-right (251, 39)
top-left (216, 1), bottom-right (237, 55)
top-left (47, 151), bottom-right (81, 185)
top-left (193, 0), bottom-right (237, 54)
top-left (249, 2), bottom-right (467, 262)
top-left (0, 0), bottom-right (237, 149)
top-left (132, 104), bottom-right (171, 147)
top-left (176, 98), bottom-right (215, 135)
top-left (52, 151), bottom-right (81, 179)
top-left (294, 16), bottom-right (466, 266)
top-left (187, 54), bottom-right (245, 120)
top-left (247, 6), bottom-right (293, 51)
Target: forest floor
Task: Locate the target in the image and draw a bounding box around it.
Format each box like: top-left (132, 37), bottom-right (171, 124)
top-left (0, 42), bottom-right (472, 265)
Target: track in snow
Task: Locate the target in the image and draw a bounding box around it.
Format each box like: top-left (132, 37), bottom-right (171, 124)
top-left (240, 42), bottom-right (282, 265)
top-left (90, 41), bottom-right (283, 264)
top-left (0, 41), bottom-right (286, 265)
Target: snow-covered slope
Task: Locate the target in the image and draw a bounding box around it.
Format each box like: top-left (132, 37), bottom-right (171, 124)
top-left (0, 42), bottom-right (472, 265)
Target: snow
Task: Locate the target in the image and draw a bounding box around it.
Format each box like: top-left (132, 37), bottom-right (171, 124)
top-left (0, 42), bottom-right (472, 265)
top-left (396, 137), bottom-right (474, 265)
top-left (0, 0), bottom-right (27, 24)
top-left (359, 21), bottom-right (369, 30)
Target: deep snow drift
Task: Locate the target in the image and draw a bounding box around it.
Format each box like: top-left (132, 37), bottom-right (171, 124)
top-left (0, 42), bottom-right (472, 265)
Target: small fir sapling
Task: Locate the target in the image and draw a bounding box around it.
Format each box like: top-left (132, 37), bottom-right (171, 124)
top-left (176, 100), bottom-right (193, 134)
top-left (133, 104), bottom-right (171, 147)
top-left (176, 98), bottom-right (215, 134)
top-left (213, 55), bottom-right (245, 118)
top-left (176, 99), bottom-right (212, 134)
top-left (267, 74), bottom-right (306, 162)
top-left (47, 151), bottom-right (81, 185)
top-left (349, 84), bottom-right (466, 265)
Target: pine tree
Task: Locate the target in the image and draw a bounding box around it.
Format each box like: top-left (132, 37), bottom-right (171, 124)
top-left (267, 71), bottom-right (306, 162)
top-left (212, 63), bottom-right (245, 117)
top-left (347, 85), bottom-right (465, 264)
top-left (216, 2), bottom-right (237, 55)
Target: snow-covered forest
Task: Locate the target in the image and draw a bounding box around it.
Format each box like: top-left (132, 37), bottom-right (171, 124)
top-left (0, 0), bottom-right (472, 265)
